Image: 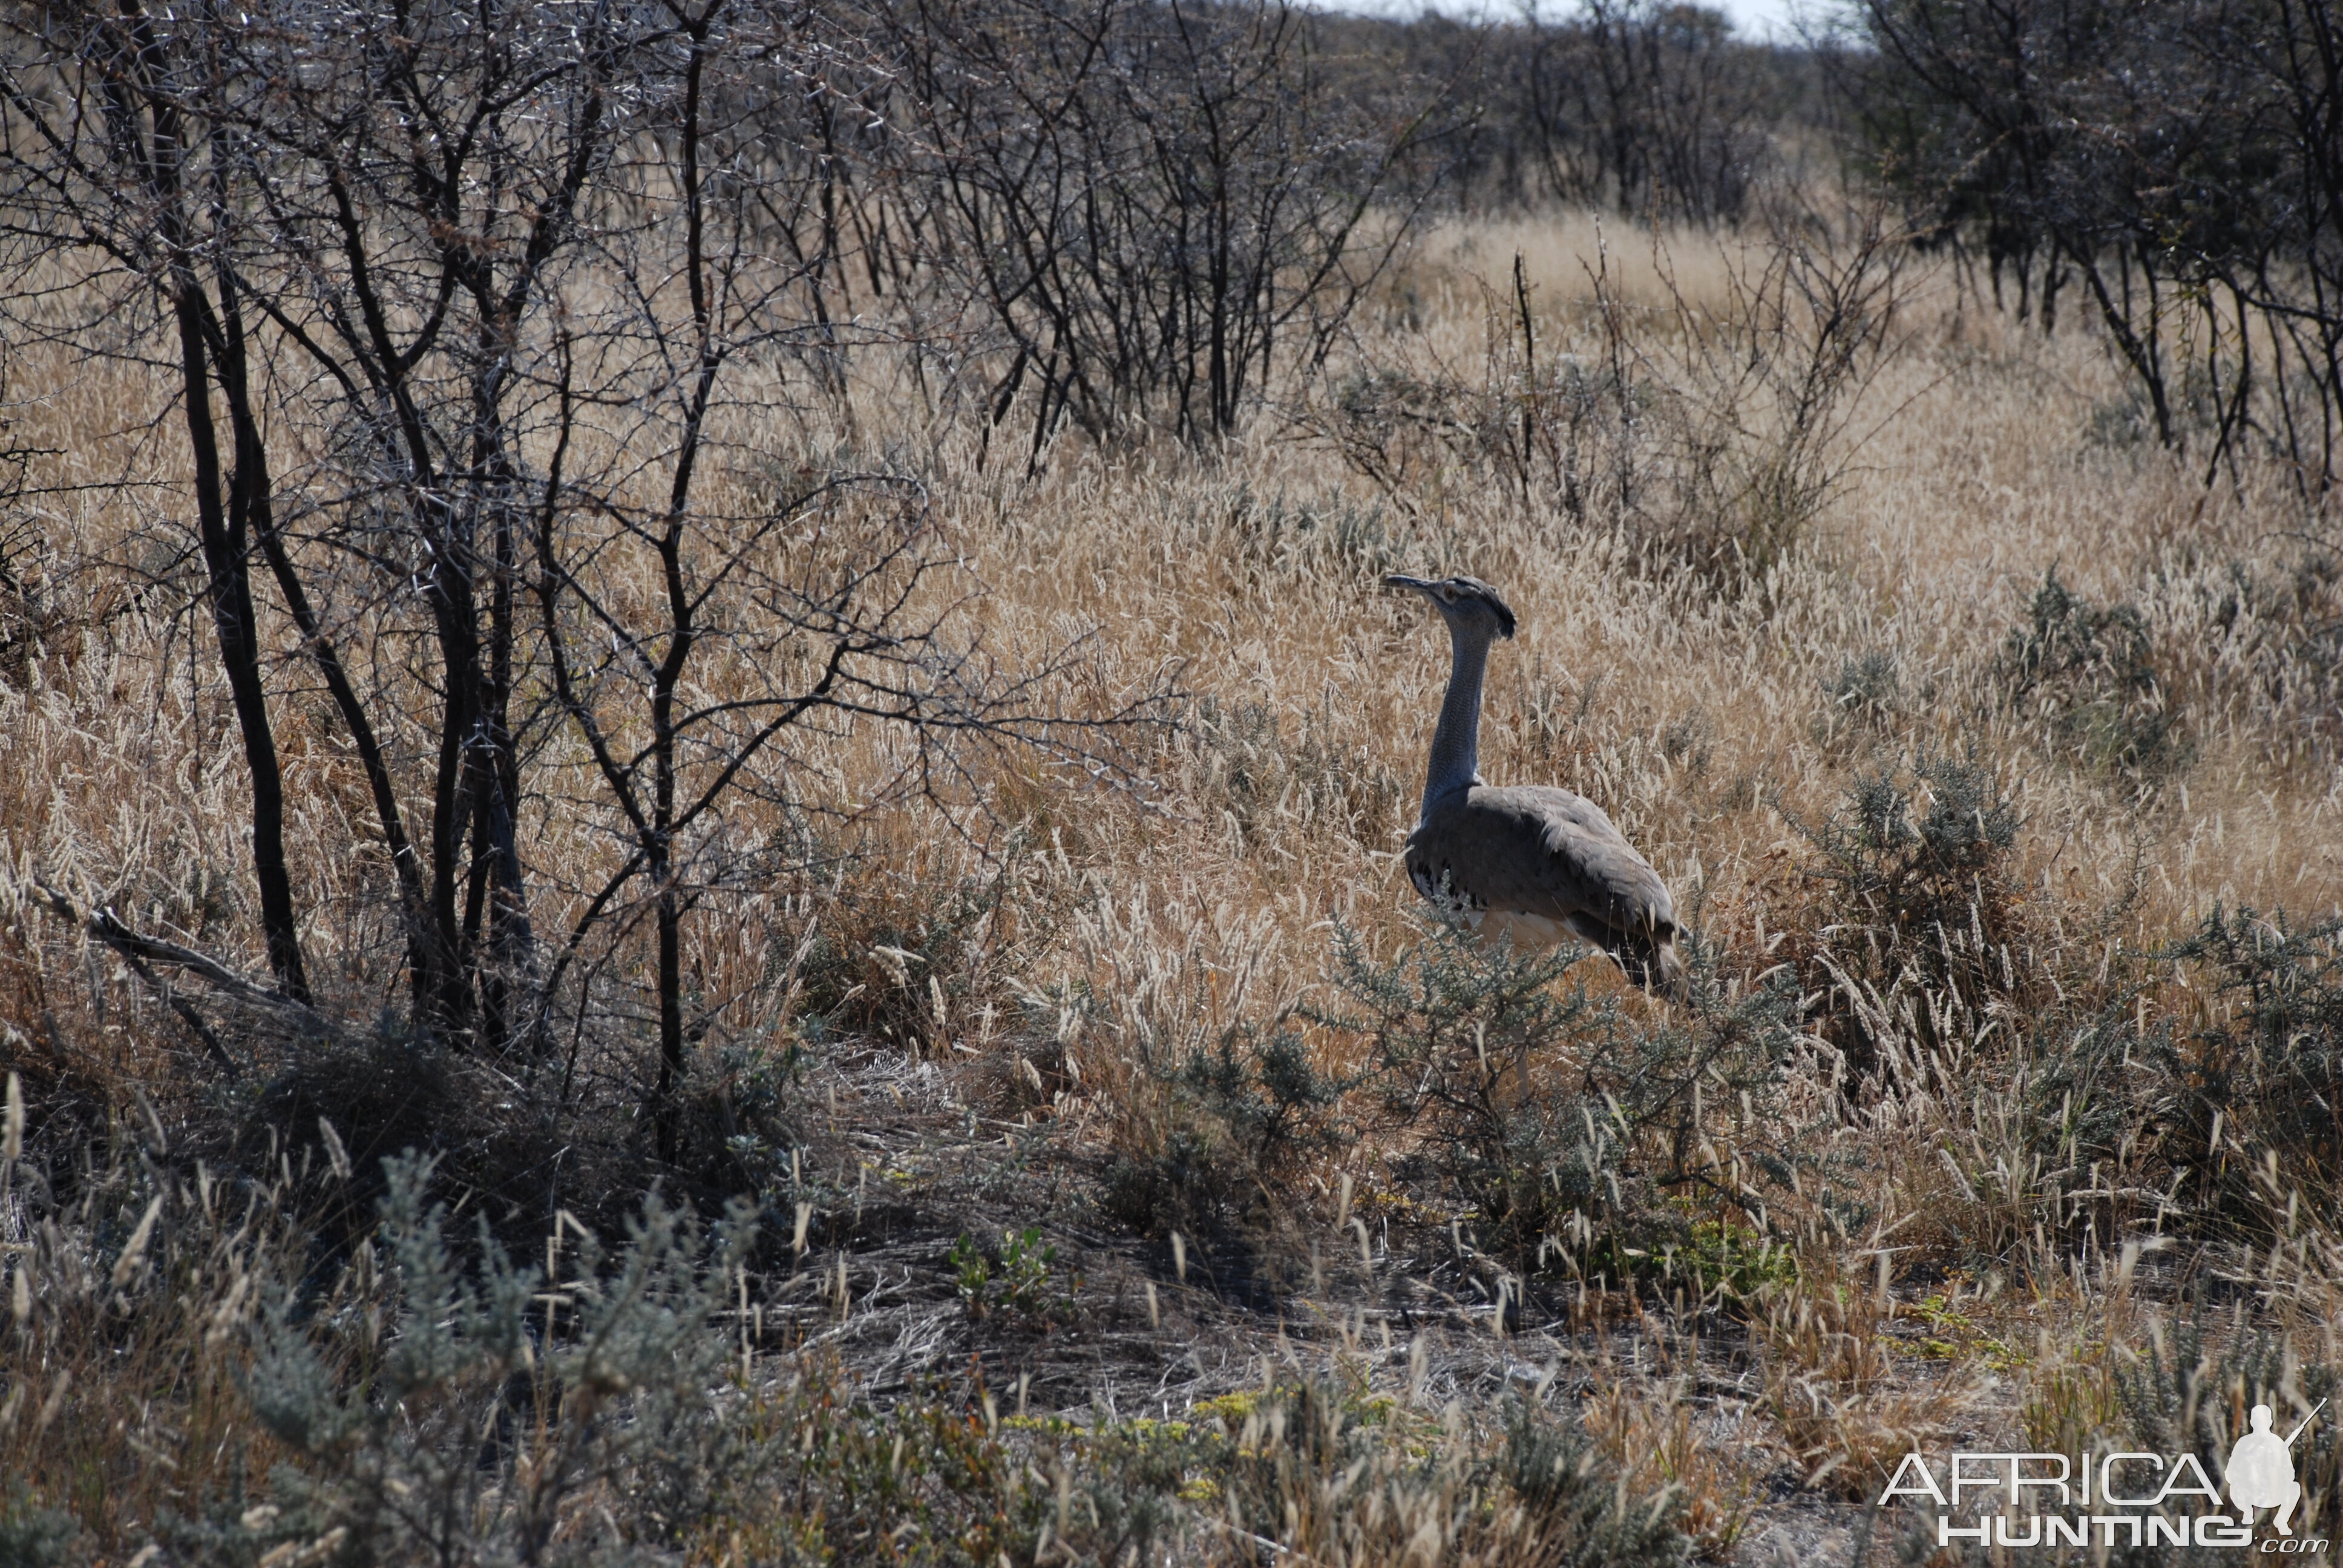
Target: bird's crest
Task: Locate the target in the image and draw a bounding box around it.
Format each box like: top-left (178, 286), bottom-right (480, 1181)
top-left (1382, 573), bottom-right (1518, 639)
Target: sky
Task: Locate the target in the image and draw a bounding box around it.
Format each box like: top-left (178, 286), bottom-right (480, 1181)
top-left (1710, 0), bottom-right (1809, 41)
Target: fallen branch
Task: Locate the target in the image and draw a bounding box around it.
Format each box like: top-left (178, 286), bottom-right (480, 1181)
top-left (30, 881), bottom-right (333, 1074)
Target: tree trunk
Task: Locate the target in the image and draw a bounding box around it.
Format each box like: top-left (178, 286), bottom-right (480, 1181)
top-left (172, 283), bottom-right (309, 1004)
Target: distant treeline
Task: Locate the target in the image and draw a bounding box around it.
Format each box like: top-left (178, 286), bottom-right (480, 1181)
top-left (779, 0), bottom-right (2343, 491)
top-left (1305, 2), bottom-right (1829, 223)
top-left (1846, 0), bottom-right (2343, 495)
top-left (1345, 0), bottom-right (2343, 495)
top-left (714, 0), bottom-right (1831, 450)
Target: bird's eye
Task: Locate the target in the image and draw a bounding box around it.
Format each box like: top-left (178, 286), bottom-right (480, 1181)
top-left (1439, 585), bottom-right (1457, 601)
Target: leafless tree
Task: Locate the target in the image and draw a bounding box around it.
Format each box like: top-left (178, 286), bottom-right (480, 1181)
top-left (1524, 0), bottom-right (1779, 225)
top-left (0, 0), bottom-right (321, 1000)
top-left (529, 0), bottom-right (1164, 1156)
top-left (886, 0), bottom-right (1447, 453)
top-left (1849, 0), bottom-right (2343, 494)
top-left (0, 0), bottom-right (1167, 1158)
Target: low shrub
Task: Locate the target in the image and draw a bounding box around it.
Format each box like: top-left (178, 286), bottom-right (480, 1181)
top-left (1096, 1014), bottom-right (1356, 1253)
top-left (1781, 749), bottom-right (2027, 1086)
top-left (2194, 544), bottom-right (2343, 766)
top-left (1098, 1127), bottom-right (1247, 1244)
top-left (1919, 904), bottom-right (2342, 1269)
top-left (2153, 907), bottom-right (2343, 1230)
top-left (174, 1153), bottom-right (760, 1567)
top-left (1176, 1019), bottom-right (1357, 1186)
top-left (1493, 1397), bottom-right (1696, 1566)
top-left (1096, 1002), bottom-right (1360, 1287)
top-left (1309, 916), bottom-right (1616, 1260)
top-left (1816, 650), bottom-right (1901, 747)
top-left (0, 1486), bottom-right (80, 1568)
top-left (1311, 915), bottom-right (1799, 1286)
top-left (1989, 1318), bottom-right (2343, 1564)
top-left (2001, 566), bottom-right (2185, 780)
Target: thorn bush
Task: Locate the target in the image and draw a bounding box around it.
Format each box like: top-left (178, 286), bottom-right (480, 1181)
top-left (1100, 1015), bottom-right (1357, 1250)
top-left (1310, 915), bottom-right (1800, 1284)
top-left (2001, 567), bottom-right (2185, 779)
top-left (1817, 650), bottom-right (1900, 744)
top-left (1783, 749), bottom-right (2026, 1086)
top-left (2154, 907), bottom-right (2343, 1228)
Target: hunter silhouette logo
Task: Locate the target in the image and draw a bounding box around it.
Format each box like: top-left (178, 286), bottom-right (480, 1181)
top-left (2230, 1400), bottom-right (2323, 1537)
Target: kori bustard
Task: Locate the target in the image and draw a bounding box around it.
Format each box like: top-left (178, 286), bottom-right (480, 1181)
top-left (1384, 573), bottom-right (1687, 999)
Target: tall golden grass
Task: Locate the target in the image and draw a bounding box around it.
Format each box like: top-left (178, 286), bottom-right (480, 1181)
top-left (2, 203), bottom-right (2339, 1560)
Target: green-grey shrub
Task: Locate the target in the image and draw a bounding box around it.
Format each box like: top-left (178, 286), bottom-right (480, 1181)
top-left (169, 1152), bottom-right (755, 1568)
top-left (2002, 567), bottom-right (2184, 778)
top-left (1309, 915), bottom-right (1797, 1281)
top-left (2154, 907), bottom-right (2343, 1226)
top-left (1783, 750), bottom-right (2025, 1081)
top-left (0, 1488), bottom-right (80, 1568)
top-left (1502, 1400), bottom-right (1693, 1567)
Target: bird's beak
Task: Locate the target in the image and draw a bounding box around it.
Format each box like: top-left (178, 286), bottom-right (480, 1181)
top-left (1382, 573), bottom-right (1435, 594)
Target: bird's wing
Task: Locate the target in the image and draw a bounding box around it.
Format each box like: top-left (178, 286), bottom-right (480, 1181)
top-left (1406, 785), bottom-right (1675, 935)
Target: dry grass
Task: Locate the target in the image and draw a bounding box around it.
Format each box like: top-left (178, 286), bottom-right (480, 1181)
top-left (3, 202), bottom-right (2341, 1563)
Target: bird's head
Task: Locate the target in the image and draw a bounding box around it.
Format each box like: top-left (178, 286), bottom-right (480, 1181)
top-left (1382, 573), bottom-right (1518, 641)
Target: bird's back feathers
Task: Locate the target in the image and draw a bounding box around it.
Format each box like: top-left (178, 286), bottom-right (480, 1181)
top-left (1406, 784), bottom-right (1686, 999)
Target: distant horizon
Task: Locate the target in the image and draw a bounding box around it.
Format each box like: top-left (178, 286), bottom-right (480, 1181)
top-left (1303, 0), bottom-right (1842, 47)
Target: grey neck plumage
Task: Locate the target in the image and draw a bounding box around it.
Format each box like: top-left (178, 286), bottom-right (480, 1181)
top-left (1421, 618), bottom-right (1490, 821)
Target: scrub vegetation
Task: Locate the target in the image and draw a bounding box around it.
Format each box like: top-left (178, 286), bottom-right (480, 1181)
top-left (0, 0), bottom-right (2338, 1562)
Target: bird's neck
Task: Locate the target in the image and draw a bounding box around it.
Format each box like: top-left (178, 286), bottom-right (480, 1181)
top-left (1422, 621), bottom-right (1490, 818)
